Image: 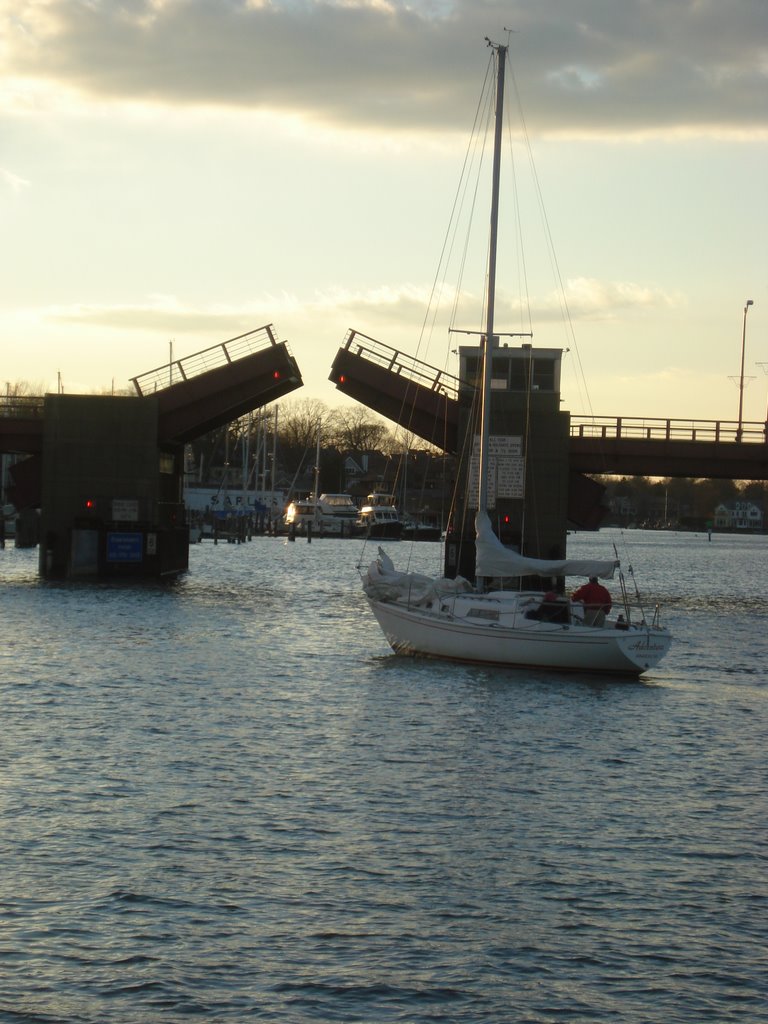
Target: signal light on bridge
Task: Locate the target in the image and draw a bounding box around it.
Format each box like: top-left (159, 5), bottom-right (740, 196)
top-left (339, 375), bottom-right (346, 384)
top-left (85, 499), bottom-right (95, 511)
top-left (273, 371), bottom-right (281, 380)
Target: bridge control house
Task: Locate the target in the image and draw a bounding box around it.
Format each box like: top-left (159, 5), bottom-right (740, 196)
top-left (445, 340), bottom-right (572, 582)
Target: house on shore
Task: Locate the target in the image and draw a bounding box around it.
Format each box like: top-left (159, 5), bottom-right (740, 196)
top-left (713, 500), bottom-right (764, 532)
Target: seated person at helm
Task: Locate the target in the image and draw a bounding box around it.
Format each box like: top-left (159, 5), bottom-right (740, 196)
top-left (572, 576), bottom-right (612, 626)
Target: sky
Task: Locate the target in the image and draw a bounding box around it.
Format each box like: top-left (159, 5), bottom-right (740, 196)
top-left (1, 0), bottom-right (766, 426)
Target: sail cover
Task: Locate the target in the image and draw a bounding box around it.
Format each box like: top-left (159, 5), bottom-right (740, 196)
top-left (474, 511), bottom-right (617, 580)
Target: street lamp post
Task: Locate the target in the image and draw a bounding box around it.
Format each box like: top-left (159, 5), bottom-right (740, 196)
top-left (736, 299), bottom-right (754, 442)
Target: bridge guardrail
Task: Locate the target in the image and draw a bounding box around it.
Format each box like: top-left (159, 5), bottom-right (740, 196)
top-left (342, 329), bottom-right (461, 401)
top-left (570, 416), bottom-right (767, 445)
top-left (1, 396), bottom-right (45, 417)
top-left (131, 324), bottom-right (287, 397)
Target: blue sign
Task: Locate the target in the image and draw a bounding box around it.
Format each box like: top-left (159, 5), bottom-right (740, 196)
top-left (107, 532), bottom-right (143, 562)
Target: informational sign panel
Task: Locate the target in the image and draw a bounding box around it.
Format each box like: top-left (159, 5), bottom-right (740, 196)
top-left (106, 532), bottom-right (143, 563)
top-left (467, 435), bottom-right (525, 508)
top-left (112, 499), bottom-right (139, 522)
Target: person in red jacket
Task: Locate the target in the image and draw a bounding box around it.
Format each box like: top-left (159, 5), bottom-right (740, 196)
top-left (572, 576), bottom-right (612, 626)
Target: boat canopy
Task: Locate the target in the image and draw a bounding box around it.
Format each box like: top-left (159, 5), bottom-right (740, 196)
top-left (474, 511), bottom-right (617, 580)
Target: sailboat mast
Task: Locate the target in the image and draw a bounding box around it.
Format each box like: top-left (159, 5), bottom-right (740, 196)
top-left (312, 427), bottom-right (321, 526)
top-left (313, 428), bottom-right (321, 498)
top-left (477, 42), bottom-right (507, 518)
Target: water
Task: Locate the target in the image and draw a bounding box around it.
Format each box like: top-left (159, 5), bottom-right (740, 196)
top-left (0, 530), bottom-right (765, 1023)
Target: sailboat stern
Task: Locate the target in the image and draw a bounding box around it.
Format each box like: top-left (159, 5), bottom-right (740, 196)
top-left (612, 626), bottom-right (673, 674)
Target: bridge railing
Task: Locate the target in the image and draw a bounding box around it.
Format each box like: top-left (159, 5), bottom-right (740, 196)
top-left (0, 395), bottom-right (45, 417)
top-left (341, 329), bottom-right (461, 401)
top-left (131, 324), bottom-right (287, 397)
top-left (570, 416), bottom-right (767, 444)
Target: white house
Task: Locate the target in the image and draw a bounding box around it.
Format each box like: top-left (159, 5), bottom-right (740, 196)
top-left (713, 501), bottom-right (764, 531)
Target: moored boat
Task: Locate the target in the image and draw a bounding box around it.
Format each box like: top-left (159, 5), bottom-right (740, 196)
top-left (357, 493), bottom-right (403, 539)
top-left (401, 518), bottom-right (442, 542)
top-left (284, 493), bottom-right (360, 536)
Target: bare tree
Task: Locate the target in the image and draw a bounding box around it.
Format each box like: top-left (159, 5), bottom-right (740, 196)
top-left (90, 385), bottom-right (134, 396)
top-left (378, 424), bottom-right (443, 457)
top-left (2, 380), bottom-right (45, 417)
top-left (326, 405), bottom-right (390, 452)
top-left (276, 398), bottom-right (334, 450)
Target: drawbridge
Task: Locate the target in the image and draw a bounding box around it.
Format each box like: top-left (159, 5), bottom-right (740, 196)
top-left (2, 324), bottom-right (302, 509)
top-left (328, 327), bottom-right (768, 530)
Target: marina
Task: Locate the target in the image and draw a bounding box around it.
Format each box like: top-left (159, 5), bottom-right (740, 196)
top-left (0, 529), bottom-right (765, 1023)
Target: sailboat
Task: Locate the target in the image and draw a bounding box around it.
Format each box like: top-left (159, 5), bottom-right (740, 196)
top-left (361, 41), bottom-right (672, 676)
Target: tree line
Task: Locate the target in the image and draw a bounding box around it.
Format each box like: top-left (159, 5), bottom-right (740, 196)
top-left (187, 397), bottom-right (439, 491)
top-left (190, 398), bottom-right (767, 525)
top-left (597, 475), bottom-right (767, 529)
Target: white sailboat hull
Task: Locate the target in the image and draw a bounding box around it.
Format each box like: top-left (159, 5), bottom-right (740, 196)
top-left (367, 595), bottom-right (671, 677)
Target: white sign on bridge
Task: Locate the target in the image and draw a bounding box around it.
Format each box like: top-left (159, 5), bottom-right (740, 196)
top-left (467, 436), bottom-right (525, 508)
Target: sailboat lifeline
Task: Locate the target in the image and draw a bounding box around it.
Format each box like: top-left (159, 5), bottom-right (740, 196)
top-left (361, 41), bottom-right (672, 677)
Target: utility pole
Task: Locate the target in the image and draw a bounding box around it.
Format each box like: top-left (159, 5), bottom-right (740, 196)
top-left (757, 360), bottom-right (768, 443)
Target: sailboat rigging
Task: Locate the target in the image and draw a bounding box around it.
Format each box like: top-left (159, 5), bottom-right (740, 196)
top-left (360, 41), bottom-right (672, 676)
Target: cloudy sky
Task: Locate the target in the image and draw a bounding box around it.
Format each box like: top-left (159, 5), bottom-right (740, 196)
top-left (2, 0), bottom-right (766, 424)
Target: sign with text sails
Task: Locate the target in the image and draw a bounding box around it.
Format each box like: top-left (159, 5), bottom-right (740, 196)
top-left (467, 436), bottom-right (525, 508)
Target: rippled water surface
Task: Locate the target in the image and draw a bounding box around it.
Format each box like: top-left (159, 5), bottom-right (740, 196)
top-left (1, 530), bottom-right (765, 1023)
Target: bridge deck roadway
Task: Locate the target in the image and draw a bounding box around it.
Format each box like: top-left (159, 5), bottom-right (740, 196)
top-left (569, 436), bottom-right (768, 481)
top-left (569, 418), bottom-right (768, 480)
top-left (0, 416), bottom-right (44, 456)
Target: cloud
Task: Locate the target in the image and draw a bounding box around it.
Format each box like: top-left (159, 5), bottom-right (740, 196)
top-left (0, 166), bottom-right (30, 191)
top-left (41, 274), bottom-right (679, 342)
top-left (2, 0), bottom-right (766, 136)
top-left (48, 296), bottom-right (276, 335)
top-left (554, 277), bottom-right (681, 319)
top-left (43, 287), bottom-right (432, 335)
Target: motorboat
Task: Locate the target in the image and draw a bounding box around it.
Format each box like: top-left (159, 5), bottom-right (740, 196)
top-left (357, 493), bottom-right (403, 540)
top-left (284, 493), bottom-right (359, 536)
